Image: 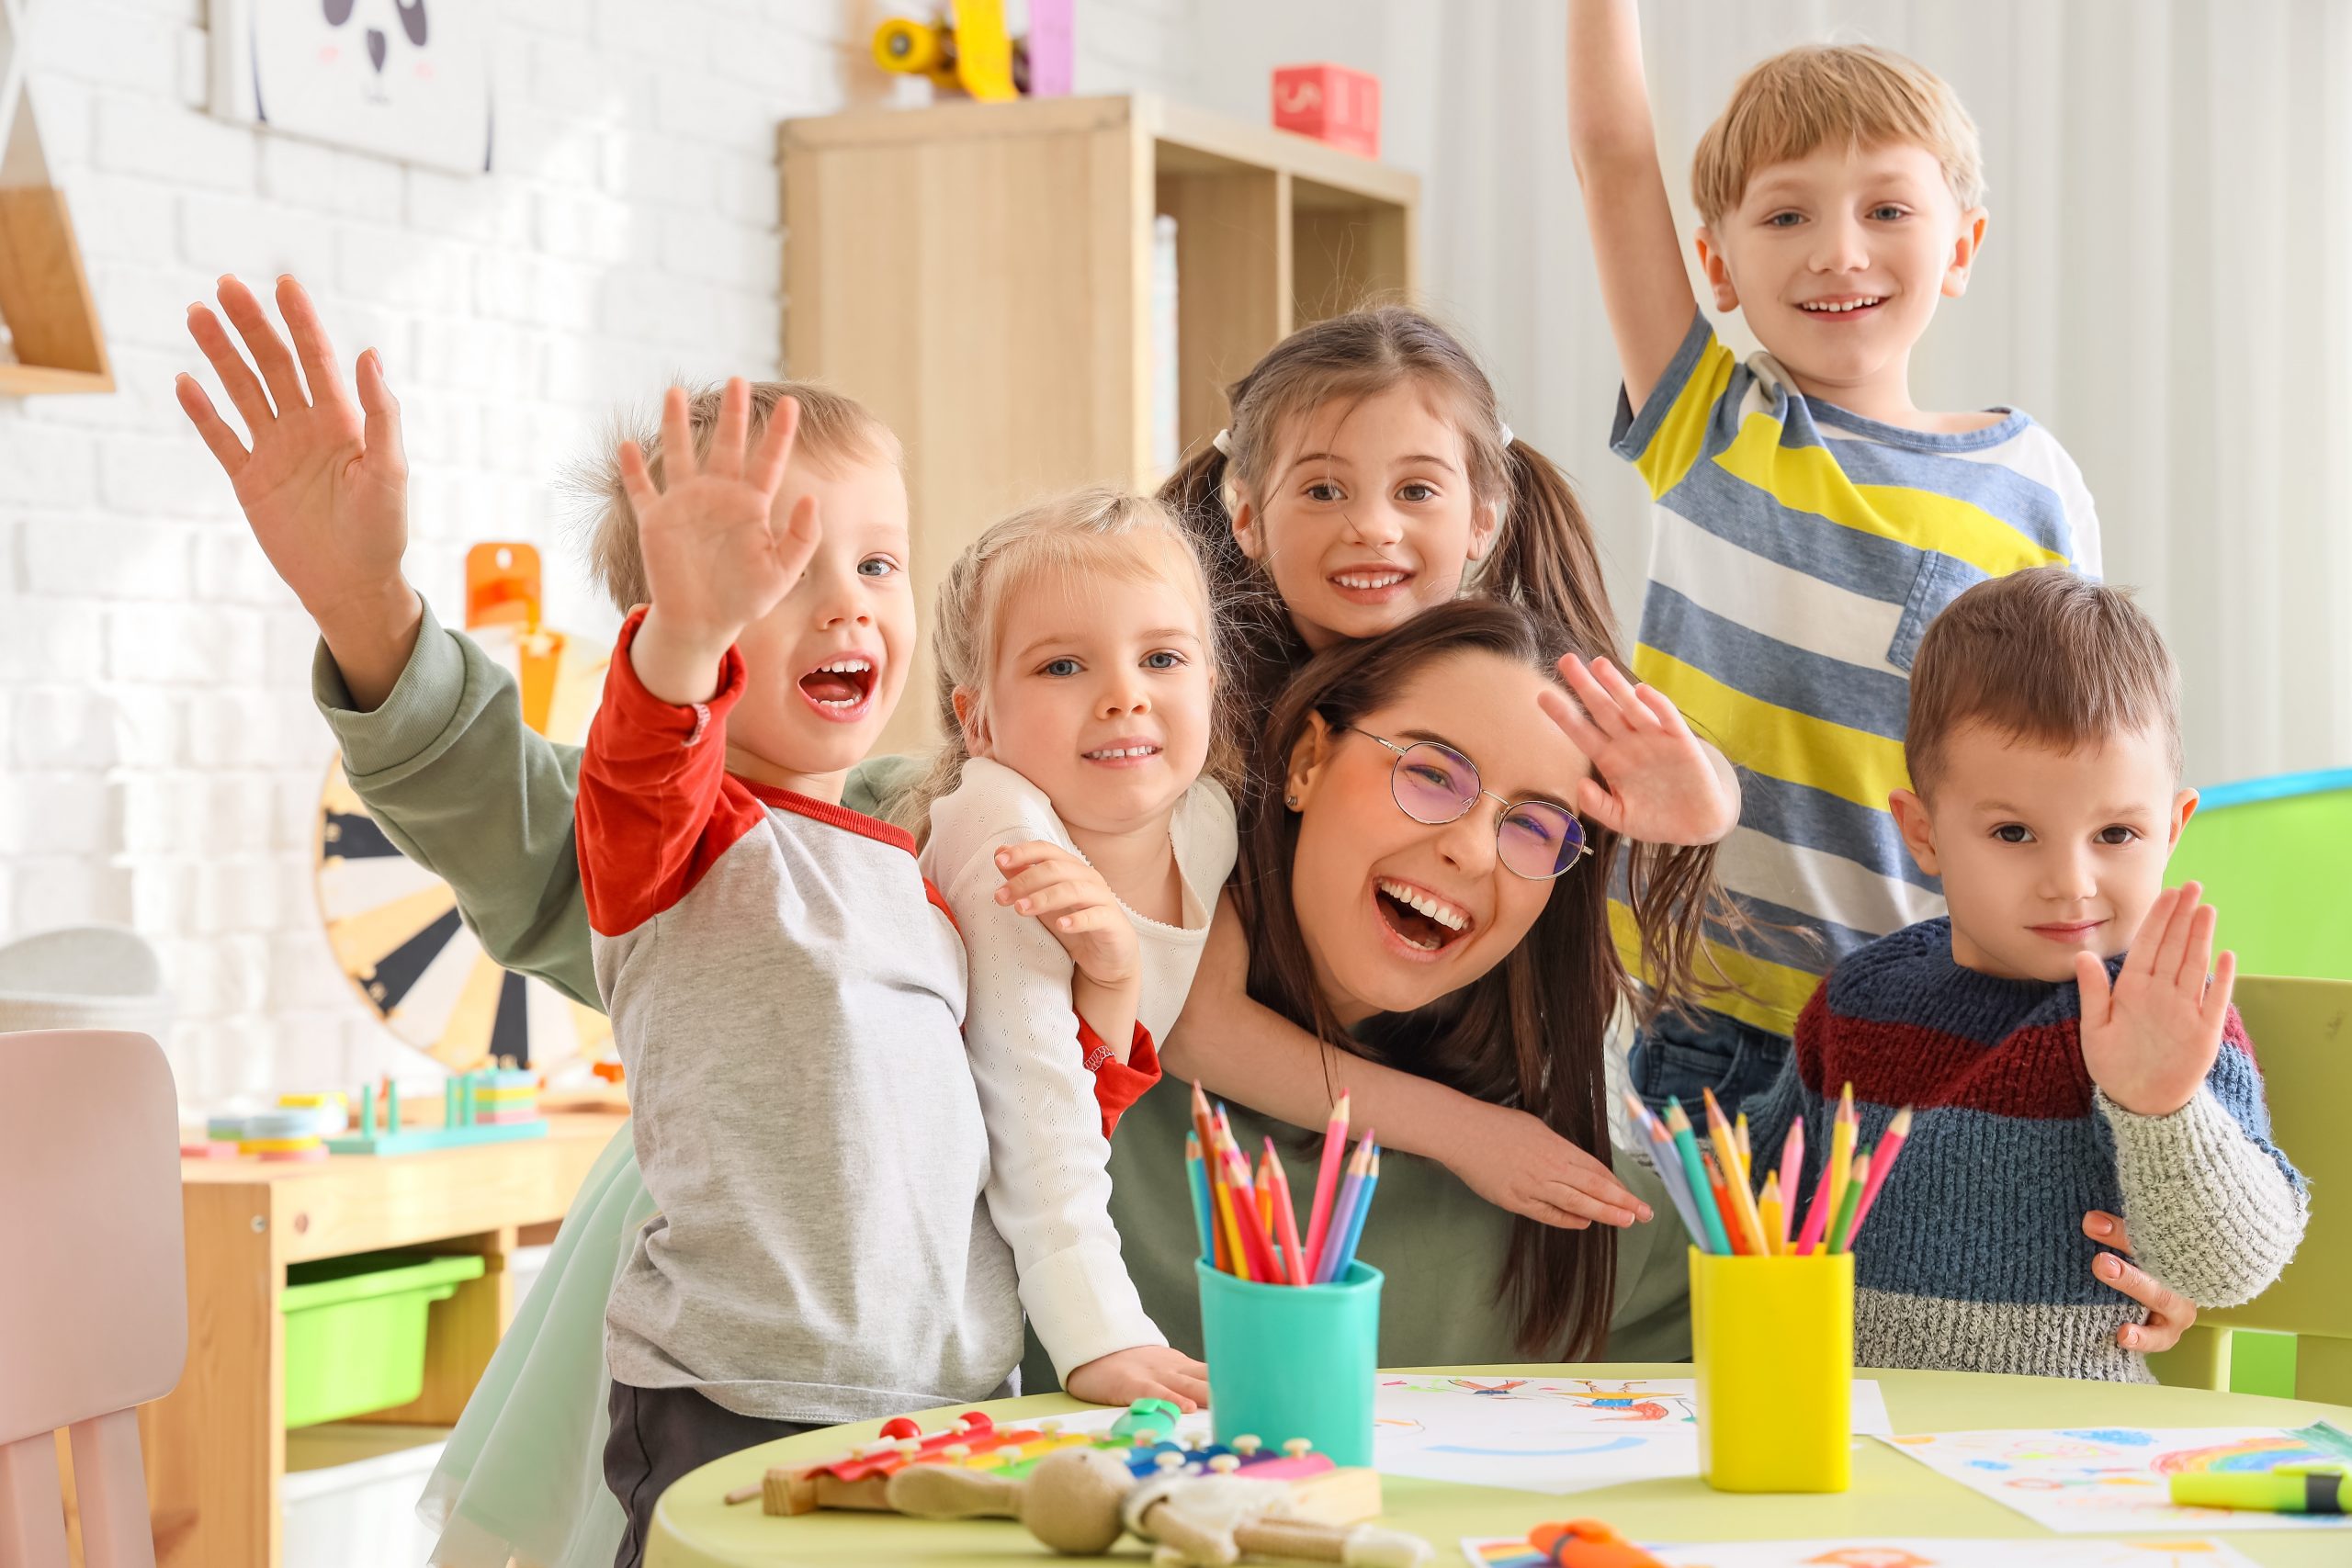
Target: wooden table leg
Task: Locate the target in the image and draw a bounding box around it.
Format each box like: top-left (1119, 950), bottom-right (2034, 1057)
top-left (149, 1183), bottom-right (278, 1568)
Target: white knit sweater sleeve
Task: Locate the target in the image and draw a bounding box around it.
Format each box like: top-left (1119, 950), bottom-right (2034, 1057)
top-left (922, 760), bottom-right (1164, 1380)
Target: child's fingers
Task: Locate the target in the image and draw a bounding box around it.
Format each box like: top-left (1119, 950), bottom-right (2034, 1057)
top-left (994, 860), bottom-right (1091, 906)
top-left (993, 840), bottom-right (1078, 880)
top-left (771, 491), bottom-right (821, 581)
top-left (2203, 948), bottom-right (2238, 1035)
top-left (750, 393), bottom-right (801, 497)
top-left (616, 441), bottom-right (661, 521)
top-left (2147, 882), bottom-right (2199, 986)
top-left (2074, 950), bottom-right (2112, 1021)
top-left (276, 276), bottom-right (353, 419)
top-left (1012, 881), bottom-right (1102, 920)
top-left (216, 274), bottom-right (311, 414)
top-left (658, 386), bottom-right (696, 480)
top-left (709, 377), bottom-right (750, 477)
top-left (175, 375), bottom-right (250, 476)
top-left (2177, 900), bottom-right (2219, 993)
top-left (355, 349), bottom-right (404, 466)
top-left (186, 303), bottom-right (275, 433)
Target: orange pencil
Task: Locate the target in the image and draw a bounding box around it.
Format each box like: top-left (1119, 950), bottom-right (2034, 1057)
top-left (1701, 1088), bottom-right (1770, 1256)
top-left (1257, 1151), bottom-right (1275, 1242)
top-left (1209, 1156), bottom-right (1248, 1278)
top-left (1702, 1150), bottom-right (1746, 1255)
top-left (1220, 1139), bottom-right (1282, 1281)
top-left (1263, 1137), bottom-right (1309, 1286)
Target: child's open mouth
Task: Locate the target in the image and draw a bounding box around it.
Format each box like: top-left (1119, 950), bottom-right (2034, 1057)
top-left (1374, 876), bottom-right (1473, 955)
top-left (797, 657), bottom-right (877, 722)
top-left (1798, 294), bottom-right (1886, 321)
top-left (1082, 740), bottom-right (1163, 769)
top-left (1329, 567), bottom-right (1413, 604)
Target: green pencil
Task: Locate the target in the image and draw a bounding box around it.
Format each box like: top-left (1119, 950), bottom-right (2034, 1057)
top-left (1827, 1150), bottom-right (1872, 1254)
top-left (1664, 1098), bottom-right (1731, 1254)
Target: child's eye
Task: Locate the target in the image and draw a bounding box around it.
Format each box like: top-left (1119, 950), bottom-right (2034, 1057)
top-left (1142, 650), bottom-right (1186, 671)
top-left (2096, 825), bottom-right (2142, 846)
top-left (857, 555), bottom-right (899, 579)
top-left (1868, 204), bottom-right (1909, 221)
top-left (1304, 480), bottom-right (1346, 503)
top-left (1040, 657), bottom-right (1082, 677)
top-left (1396, 481), bottom-right (1438, 504)
top-left (1992, 823), bottom-right (2034, 844)
top-left (1765, 210), bottom-right (1804, 228)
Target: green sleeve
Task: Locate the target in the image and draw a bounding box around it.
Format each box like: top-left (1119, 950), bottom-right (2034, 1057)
top-left (1601, 1150), bottom-right (1694, 1360)
top-left (842, 750), bottom-right (926, 822)
top-left (312, 601), bottom-right (599, 1009)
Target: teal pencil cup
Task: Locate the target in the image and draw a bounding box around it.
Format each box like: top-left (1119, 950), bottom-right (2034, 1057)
top-left (1195, 1258), bottom-right (1381, 1466)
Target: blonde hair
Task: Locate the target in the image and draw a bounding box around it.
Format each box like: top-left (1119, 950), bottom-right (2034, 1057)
top-left (1905, 567), bottom-right (2182, 796)
top-left (899, 486), bottom-right (1238, 840)
top-left (1691, 43), bottom-right (1984, 229)
top-left (581, 379), bottom-right (900, 613)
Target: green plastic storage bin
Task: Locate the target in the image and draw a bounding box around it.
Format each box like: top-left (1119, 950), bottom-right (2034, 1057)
top-left (280, 1251), bottom-right (485, 1427)
top-left (2167, 768), bottom-right (2352, 982)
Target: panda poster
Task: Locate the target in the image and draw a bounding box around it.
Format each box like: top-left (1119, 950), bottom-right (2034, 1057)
top-left (211, 0), bottom-right (494, 175)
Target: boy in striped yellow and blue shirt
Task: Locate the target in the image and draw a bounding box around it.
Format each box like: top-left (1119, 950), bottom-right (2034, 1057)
top-left (1568, 4), bottom-right (2099, 1110)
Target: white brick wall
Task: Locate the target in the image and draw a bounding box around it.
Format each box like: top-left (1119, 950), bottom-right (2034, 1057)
top-left (0, 0), bottom-right (1205, 1108)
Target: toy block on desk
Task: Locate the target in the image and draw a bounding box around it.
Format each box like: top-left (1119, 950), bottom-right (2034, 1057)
top-left (326, 1066), bottom-right (546, 1155)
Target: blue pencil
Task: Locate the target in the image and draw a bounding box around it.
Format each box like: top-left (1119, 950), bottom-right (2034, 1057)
top-left (1323, 1143), bottom-right (1379, 1282)
top-left (1314, 1137), bottom-right (1373, 1283)
top-left (1184, 1133), bottom-right (1215, 1261)
top-left (1625, 1092), bottom-right (1706, 1251)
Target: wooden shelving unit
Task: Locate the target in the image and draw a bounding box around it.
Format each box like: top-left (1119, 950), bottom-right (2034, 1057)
top-left (0, 0), bottom-right (111, 398)
top-left (778, 94), bottom-right (1419, 751)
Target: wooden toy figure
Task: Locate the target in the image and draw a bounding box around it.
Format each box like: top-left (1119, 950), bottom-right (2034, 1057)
top-left (888, 1446), bottom-right (1433, 1565)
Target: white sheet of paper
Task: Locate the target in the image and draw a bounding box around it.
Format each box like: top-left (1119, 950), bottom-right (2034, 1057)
top-left (1462, 1536), bottom-right (2265, 1567)
top-left (1881, 1426), bottom-right (2352, 1534)
top-left (1372, 1376), bottom-right (1890, 1495)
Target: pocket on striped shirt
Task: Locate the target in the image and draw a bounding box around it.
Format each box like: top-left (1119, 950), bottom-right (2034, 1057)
top-left (1886, 551), bottom-right (1989, 673)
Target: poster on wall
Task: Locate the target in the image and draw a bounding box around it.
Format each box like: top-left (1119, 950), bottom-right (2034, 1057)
top-left (210, 0), bottom-right (494, 174)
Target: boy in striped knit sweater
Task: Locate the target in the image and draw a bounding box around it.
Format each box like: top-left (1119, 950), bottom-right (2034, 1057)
top-left (1742, 568), bottom-right (2305, 1381)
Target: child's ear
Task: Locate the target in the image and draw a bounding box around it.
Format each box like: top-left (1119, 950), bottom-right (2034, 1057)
top-left (1230, 494), bottom-right (1267, 563)
top-left (1889, 787), bottom-right (1940, 876)
top-left (1283, 713), bottom-right (1337, 812)
top-left (1941, 207), bottom-right (1990, 299)
top-left (2165, 786), bottom-right (2199, 850)
top-left (1464, 496), bottom-right (1500, 563)
top-left (952, 687), bottom-right (991, 759)
top-left (1693, 229), bottom-right (1740, 312)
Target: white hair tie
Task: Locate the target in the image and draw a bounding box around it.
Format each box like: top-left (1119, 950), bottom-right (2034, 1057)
top-left (1498, 421), bottom-right (1515, 447)
top-left (1212, 427), bottom-right (1234, 457)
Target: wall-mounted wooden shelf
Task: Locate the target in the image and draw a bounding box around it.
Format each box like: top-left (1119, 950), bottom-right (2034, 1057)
top-left (0, 0), bottom-right (113, 397)
top-left (778, 93), bottom-right (1419, 751)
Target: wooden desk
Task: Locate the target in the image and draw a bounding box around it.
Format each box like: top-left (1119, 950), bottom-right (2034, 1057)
top-left (649, 1363), bottom-right (2352, 1567)
top-left (146, 1112), bottom-right (625, 1568)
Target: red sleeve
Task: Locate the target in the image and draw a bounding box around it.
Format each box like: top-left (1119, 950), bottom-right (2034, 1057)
top-left (577, 607), bottom-right (767, 935)
top-left (1080, 1020), bottom-right (1161, 1138)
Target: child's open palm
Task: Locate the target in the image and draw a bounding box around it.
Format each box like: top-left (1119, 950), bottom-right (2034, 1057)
top-left (1540, 654), bottom-right (1741, 847)
top-left (2077, 882), bottom-right (2237, 1118)
top-left (621, 380), bottom-right (816, 650)
top-left (176, 275), bottom-right (408, 626)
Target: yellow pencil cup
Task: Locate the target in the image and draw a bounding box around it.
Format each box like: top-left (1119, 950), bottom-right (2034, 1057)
top-left (1690, 1247), bottom-right (1853, 1493)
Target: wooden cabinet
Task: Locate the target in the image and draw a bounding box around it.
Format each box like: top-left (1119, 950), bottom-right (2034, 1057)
top-left (778, 94), bottom-right (1419, 750)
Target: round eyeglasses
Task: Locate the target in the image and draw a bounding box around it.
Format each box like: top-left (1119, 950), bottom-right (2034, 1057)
top-left (1346, 728), bottom-right (1594, 881)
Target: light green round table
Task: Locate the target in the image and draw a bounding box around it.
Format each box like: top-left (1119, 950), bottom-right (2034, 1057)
top-left (649, 1363), bottom-right (2352, 1566)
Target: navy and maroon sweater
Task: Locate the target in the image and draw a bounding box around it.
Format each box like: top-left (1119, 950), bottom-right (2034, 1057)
top-left (1741, 918), bottom-right (2306, 1382)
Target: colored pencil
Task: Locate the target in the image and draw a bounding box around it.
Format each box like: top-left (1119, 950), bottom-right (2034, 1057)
top-left (1663, 1098), bottom-right (1731, 1255)
top-left (1302, 1092), bottom-right (1351, 1284)
top-left (1702, 1151), bottom-right (1745, 1254)
top-left (1219, 1138), bottom-right (1282, 1281)
top-left (1257, 1152), bottom-right (1275, 1242)
top-left (1756, 1172), bottom-right (1784, 1258)
top-left (1316, 1139), bottom-right (1372, 1283)
top-left (1185, 1133), bottom-right (1215, 1262)
top-left (1733, 1112), bottom-right (1753, 1187)
top-left (1702, 1088), bottom-right (1770, 1257)
top-left (1324, 1144), bottom-right (1379, 1282)
top-left (1776, 1120), bottom-right (1804, 1248)
top-left (1826, 1083), bottom-right (1858, 1239)
top-left (1627, 1092), bottom-right (1706, 1251)
top-left (1189, 1081), bottom-right (1219, 1165)
top-left (1210, 1154), bottom-right (1249, 1278)
top-left (1263, 1137), bottom-right (1309, 1286)
top-left (1844, 1106), bottom-right (1913, 1248)
top-left (1828, 1150), bottom-right (1871, 1254)
top-left (1791, 1159), bottom-right (1834, 1256)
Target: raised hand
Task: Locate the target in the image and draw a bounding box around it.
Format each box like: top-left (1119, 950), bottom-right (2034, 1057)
top-left (621, 380), bottom-right (817, 700)
top-left (1539, 653), bottom-right (1740, 847)
top-left (993, 841), bottom-right (1142, 993)
top-left (176, 275), bottom-right (417, 705)
top-left (2076, 882), bottom-right (2237, 1118)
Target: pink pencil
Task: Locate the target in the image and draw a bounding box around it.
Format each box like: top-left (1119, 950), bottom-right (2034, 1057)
top-left (1301, 1092), bottom-right (1351, 1282)
top-left (1842, 1106), bottom-right (1913, 1248)
top-left (1776, 1120), bottom-right (1804, 1248)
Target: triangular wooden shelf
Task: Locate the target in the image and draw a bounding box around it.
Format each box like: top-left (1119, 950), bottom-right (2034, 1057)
top-left (0, 0), bottom-right (111, 397)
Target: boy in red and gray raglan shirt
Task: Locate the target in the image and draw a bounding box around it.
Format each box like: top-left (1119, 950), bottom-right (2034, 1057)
top-left (575, 383), bottom-right (1020, 1568)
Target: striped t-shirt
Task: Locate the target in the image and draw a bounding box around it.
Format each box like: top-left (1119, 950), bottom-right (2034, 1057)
top-left (1611, 310), bottom-right (2100, 1036)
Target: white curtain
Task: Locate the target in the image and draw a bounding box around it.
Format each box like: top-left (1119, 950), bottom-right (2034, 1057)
top-left (1182, 0), bottom-right (2352, 787)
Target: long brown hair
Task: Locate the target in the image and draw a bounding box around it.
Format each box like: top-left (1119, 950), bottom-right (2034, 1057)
top-left (1229, 599), bottom-right (1729, 1359)
top-left (1159, 307), bottom-right (1617, 812)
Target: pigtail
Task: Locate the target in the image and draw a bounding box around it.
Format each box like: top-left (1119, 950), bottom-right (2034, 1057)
top-left (1481, 439), bottom-right (1620, 668)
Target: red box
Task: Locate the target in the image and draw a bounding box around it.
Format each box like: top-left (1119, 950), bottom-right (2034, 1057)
top-left (1272, 63), bottom-right (1381, 159)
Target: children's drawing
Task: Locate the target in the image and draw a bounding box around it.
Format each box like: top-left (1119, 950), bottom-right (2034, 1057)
top-left (210, 0), bottom-right (495, 173)
top-left (1463, 1538), bottom-right (2260, 1568)
top-left (1370, 1378), bottom-right (1888, 1495)
top-left (1883, 1424), bottom-right (2352, 1534)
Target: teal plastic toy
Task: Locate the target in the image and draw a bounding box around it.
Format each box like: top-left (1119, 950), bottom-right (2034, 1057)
top-left (1108, 1396), bottom-right (1182, 1441)
top-left (1196, 1258), bottom-right (1382, 1466)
